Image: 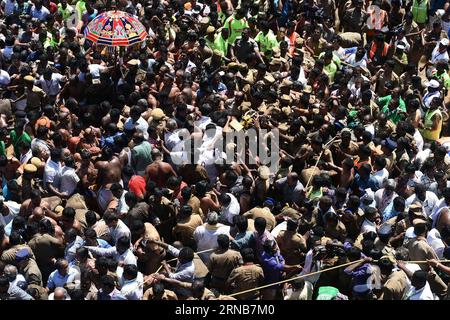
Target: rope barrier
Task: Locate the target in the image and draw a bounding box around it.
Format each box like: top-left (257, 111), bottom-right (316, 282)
top-left (305, 135), bottom-right (338, 189)
top-left (228, 259), bottom-right (450, 298)
top-left (122, 248), bottom-right (215, 296)
top-left (229, 258), bottom-right (364, 297)
top-left (123, 245), bottom-right (450, 298)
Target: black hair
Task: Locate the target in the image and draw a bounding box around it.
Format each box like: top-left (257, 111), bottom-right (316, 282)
top-left (254, 217), bottom-right (267, 232)
top-left (217, 234), bottom-right (230, 249)
top-left (123, 264), bottom-right (138, 279)
top-left (62, 207), bottom-right (76, 220)
top-left (179, 247), bottom-right (194, 262)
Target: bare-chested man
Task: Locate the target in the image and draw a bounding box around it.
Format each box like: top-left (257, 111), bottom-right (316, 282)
top-left (144, 149), bottom-right (177, 188)
top-left (0, 155), bottom-right (21, 183)
top-left (28, 207), bottom-right (63, 238)
top-left (94, 147), bottom-right (123, 212)
top-left (19, 189), bottom-right (51, 218)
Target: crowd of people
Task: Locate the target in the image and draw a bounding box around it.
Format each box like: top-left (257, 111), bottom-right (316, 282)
top-left (1, 0), bottom-right (450, 301)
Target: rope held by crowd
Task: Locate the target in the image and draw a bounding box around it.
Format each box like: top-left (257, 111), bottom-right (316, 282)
top-left (227, 259), bottom-right (450, 298)
top-left (305, 135), bottom-right (339, 189)
top-left (122, 254), bottom-right (450, 298)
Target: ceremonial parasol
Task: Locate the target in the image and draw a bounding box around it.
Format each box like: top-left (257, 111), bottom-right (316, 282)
top-left (84, 10), bottom-right (148, 47)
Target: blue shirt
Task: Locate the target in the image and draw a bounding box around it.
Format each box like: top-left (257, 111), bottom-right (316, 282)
top-left (382, 202), bottom-right (402, 222)
top-left (261, 251), bottom-right (285, 285)
top-left (344, 263), bottom-right (371, 286)
top-left (353, 174), bottom-right (378, 191)
top-left (47, 267), bottom-right (79, 290)
top-left (231, 231), bottom-right (254, 250)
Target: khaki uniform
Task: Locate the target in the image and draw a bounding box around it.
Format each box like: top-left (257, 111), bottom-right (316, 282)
top-left (173, 214), bottom-right (203, 247)
top-left (208, 249), bottom-right (243, 292)
top-left (140, 223), bottom-right (166, 274)
top-left (374, 238), bottom-right (395, 258)
top-left (330, 140), bottom-right (360, 166)
top-left (276, 230), bottom-right (307, 265)
top-left (22, 259), bottom-right (43, 286)
top-left (26, 85), bottom-right (46, 111)
top-left (187, 196), bottom-right (203, 218)
top-left (243, 207), bottom-right (276, 231)
top-left (93, 220), bottom-right (110, 238)
top-left (28, 233), bottom-right (64, 282)
top-left (407, 238), bottom-right (448, 296)
top-left (193, 254), bottom-right (210, 279)
top-left (325, 221), bottom-right (347, 242)
top-left (227, 264), bottom-right (265, 300)
top-left (143, 288), bottom-right (178, 300)
top-left (186, 287), bottom-right (216, 300)
top-left (379, 270), bottom-right (409, 300)
top-left (123, 202), bottom-right (149, 227)
top-left (1, 244), bottom-right (35, 265)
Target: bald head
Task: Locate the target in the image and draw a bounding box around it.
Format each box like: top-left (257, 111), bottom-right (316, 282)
top-left (287, 172), bottom-right (299, 186)
top-left (32, 207), bottom-right (44, 220)
top-left (53, 287), bottom-right (68, 300)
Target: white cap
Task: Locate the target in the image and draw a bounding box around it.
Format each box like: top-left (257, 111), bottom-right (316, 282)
top-left (427, 79), bottom-right (440, 88)
top-left (440, 38), bottom-right (449, 46)
top-left (405, 227), bottom-right (416, 239)
top-left (396, 42), bottom-right (406, 50)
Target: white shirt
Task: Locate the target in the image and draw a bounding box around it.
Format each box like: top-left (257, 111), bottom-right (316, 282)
top-left (414, 129), bottom-right (424, 152)
top-left (406, 191), bottom-right (439, 218)
top-left (271, 220), bottom-right (287, 238)
top-left (88, 64), bottom-right (107, 78)
top-left (31, 5), bottom-right (50, 21)
top-left (405, 282), bottom-right (437, 300)
top-left (427, 228), bottom-right (445, 259)
top-left (0, 69), bottom-right (10, 86)
top-left (164, 130), bottom-right (181, 151)
top-left (109, 219), bottom-right (131, 245)
top-left (10, 274), bottom-right (26, 288)
top-left (431, 44), bottom-right (449, 64)
top-left (220, 193), bottom-right (240, 224)
top-left (371, 168), bottom-right (389, 188)
top-left (423, 90), bottom-right (441, 108)
top-left (116, 268), bottom-right (144, 300)
top-left (430, 199), bottom-right (448, 224)
top-left (123, 117), bottom-right (149, 140)
top-left (53, 166), bottom-right (80, 196)
top-left (193, 224), bottom-right (231, 263)
top-left (37, 73), bottom-right (64, 96)
top-left (0, 201), bottom-right (20, 227)
top-left (44, 159), bottom-right (61, 188)
top-left (85, 246), bottom-right (137, 266)
top-left (19, 149), bottom-right (32, 165)
top-left (117, 191), bottom-right (129, 215)
top-left (361, 218), bottom-right (377, 234)
top-left (374, 189), bottom-right (397, 213)
top-left (65, 236), bottom-right (84, 263)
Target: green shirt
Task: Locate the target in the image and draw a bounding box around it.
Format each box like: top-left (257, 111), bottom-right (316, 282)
top-left (75, 0), bottom-right (86, 21)
top-left (379, 95), bottom-right (407, 124)
top-left (437, 71), bottom-right (450, 89)
top-left (324, 61), bottom-right (338, 82)
top-left (10, 130), bottom-right (31, 157)
top-left (318, 52), bottom-right (341, 68)
top-left (255, 30), bottom-right (279, 56)
top-left (224, 15), bottom-right (249, 44)
top-left (0, 141), bottom-right (5, 157)
top-left (213, 34), bottom-right (229, 57)
top-left (57, 3), bottom-right (74, 20)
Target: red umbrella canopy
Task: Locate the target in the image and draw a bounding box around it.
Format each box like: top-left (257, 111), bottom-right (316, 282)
top-left (84, 10), bottom-right (148, 46)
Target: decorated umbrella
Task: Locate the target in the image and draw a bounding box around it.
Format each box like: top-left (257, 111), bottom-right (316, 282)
top-left (84, 10), bottom-right (148, 47)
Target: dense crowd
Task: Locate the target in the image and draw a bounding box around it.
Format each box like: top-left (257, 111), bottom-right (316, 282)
top-left (1, 0), bottom-right (450, 301)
